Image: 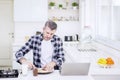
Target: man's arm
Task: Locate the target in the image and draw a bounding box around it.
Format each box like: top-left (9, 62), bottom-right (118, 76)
top-left (42, 61), bottom-right (56, 71)
top-left (52, 38), bottom-right (65, 69)
top-left (15, 36), bottom-right (35, 69)
top-left (19, 57), bottom-right (35, 69)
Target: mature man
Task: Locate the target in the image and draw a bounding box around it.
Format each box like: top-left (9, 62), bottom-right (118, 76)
top-left (15, 20), bottom-right (65, 71)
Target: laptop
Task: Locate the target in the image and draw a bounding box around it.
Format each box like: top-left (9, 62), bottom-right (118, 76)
top-left (60, 63), bottom-right (90, 76)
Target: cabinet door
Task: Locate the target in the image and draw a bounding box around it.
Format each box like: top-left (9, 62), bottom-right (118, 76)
top-left (0, 0), bottom-right (13, 66)
top-left (14, 0), bottom-right (48, 21)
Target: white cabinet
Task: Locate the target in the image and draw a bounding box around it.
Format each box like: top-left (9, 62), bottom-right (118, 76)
top-left (14, 0), bottom-right (48, 21)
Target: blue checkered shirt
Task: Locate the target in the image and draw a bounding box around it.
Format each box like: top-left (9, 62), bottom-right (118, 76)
top-left (15, 33), bottom-right (65, 69)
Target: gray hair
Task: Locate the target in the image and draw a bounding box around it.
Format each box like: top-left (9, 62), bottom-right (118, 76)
top-left (45, 20), bottom-right (57, 30)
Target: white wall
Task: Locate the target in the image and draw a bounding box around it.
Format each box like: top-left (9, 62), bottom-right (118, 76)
top-left (14, 22), bottom-right (44, 43)
top-left (14, 21), bottom-right (81, 43)
top-left (14, 0), bottom-right (96, 43)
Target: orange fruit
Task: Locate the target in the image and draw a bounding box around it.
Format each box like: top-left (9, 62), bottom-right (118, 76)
top-left (106, 57), bottom-right (112, 61)
top-left (106, 57), bottom-right (114, 65)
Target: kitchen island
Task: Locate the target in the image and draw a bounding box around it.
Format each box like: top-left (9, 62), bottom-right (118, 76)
top-left (64, 41), bottom-right (120, 80)
top-left (11, 41), bottom-right (120, 80)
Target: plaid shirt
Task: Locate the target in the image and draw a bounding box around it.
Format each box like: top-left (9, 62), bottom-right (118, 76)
top-left (15, 33), bottom-right (65, 69)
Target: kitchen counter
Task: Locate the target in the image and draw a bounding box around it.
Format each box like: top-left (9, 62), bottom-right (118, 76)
top-left (0, 70), bottom-right (94, 80)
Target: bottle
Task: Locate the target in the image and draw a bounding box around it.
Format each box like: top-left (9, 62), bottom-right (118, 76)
top-left (33, 68), bottom-right (38, 76)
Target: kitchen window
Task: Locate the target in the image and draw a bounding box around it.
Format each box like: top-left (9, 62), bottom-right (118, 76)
top-left (95, 0), bottom-right (120, 50)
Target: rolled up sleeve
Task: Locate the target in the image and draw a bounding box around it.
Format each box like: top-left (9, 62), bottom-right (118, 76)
top-left (15, 36), bottom-right (33, 63)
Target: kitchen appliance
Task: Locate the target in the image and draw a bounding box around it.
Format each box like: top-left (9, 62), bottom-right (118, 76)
top-left (64, 34), bottom-right (79, 42)
top-left (64, 36), bottom-right (73, 41)
top-left (0, 69), bottom-right (19, 78)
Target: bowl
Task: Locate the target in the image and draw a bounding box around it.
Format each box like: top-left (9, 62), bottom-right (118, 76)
top-left (98, 63), bottom-right (114, 68)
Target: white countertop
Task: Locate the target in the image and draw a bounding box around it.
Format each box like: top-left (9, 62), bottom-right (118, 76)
top-left (0, 70), bottom-right (94, 80)
top-left (63, 42), bottom-right (120, 76)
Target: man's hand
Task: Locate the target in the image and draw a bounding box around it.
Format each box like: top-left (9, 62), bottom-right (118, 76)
top-left (43, 61), bottom-right (56, 71)
top-left (20, 58), bottom-right (36, 70)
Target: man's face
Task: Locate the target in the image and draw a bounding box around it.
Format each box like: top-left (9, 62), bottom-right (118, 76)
top-left (43, 26), bottom-right (56, 41)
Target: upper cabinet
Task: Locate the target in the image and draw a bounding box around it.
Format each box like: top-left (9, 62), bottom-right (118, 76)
top-left (14, 0), bottom-right (48, 22)
top-left (48, 0), bottom-right (79, 21)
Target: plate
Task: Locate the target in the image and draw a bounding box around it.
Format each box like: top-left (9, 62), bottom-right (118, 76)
top-left (37, 68), bottom-right (53, 74)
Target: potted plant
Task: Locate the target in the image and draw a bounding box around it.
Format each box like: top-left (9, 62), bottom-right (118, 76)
top-left (58, 4), bottom-right (63, 9)
top-left (49, 2), bottom-right (55, 9)
top-left (72, 2), bottom-right (78, 10)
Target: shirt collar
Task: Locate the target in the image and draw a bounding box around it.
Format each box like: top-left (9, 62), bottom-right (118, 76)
top-left (40, 33), bottom-right (56, 42)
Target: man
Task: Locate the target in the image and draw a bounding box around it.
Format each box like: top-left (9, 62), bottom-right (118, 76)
top-left (15, 20), bottom-right (65, 71)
